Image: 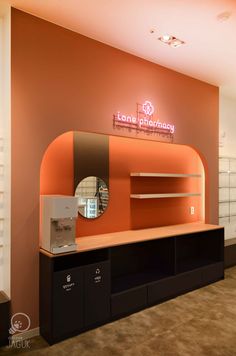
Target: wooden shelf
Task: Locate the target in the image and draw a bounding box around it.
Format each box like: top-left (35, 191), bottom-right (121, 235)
top-left (130, 173), bottom-right (201, 178)
top-left (130, 193), bottom-right (201, 199)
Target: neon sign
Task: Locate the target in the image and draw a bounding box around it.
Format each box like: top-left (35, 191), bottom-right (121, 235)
top-left (113, 101), bottom-right (175, 136)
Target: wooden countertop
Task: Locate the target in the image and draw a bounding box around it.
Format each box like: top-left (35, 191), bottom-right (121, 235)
top-left (40, 222), bottom-right (223, 257)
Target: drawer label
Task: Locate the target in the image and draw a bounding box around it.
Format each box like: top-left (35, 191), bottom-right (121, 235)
top-left (94, 275), bottom-right (102, 283)
top-left (62, 274), bottom-right (76, 292)
top-left (94, 268), bottom-right (102, 283)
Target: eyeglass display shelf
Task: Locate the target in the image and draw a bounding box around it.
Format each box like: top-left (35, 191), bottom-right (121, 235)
top-left (219, 200), bottom-right (236, 203)
top-left (219, 186), bottom-right (236, 188)
top-left (130, 193), bottom-right (201, 199)
top-left (220, 171), bottom-right (236, 174)
top-left (130, 173), bottom-right (201, 178)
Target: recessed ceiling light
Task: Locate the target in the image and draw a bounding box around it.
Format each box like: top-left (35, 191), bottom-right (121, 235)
top-left (158, 35), bottom-right (185, 48)
top-left (159, 34), bottom-right (172, 44)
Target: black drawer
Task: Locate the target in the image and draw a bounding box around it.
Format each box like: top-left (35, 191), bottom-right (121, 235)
top-left (201, 262), bottom-right (224, 285)
top-left (52, 266), bottom-right (84, 339)
top-left (148, 270), bottom-right (202, 306)
top-left (84, 260), bottom-right (110, 327)
top-left (111, 286), bottom-right (147, 318)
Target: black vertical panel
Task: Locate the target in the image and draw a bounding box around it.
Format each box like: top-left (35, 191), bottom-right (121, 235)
top-left (40, 253), bottom-right (53, 344)
top-left (84, 260), bottom-right (111, 327)
top-left (52, 266), bottom-right (84, 340)
top-left (0, 292), bottom-right (10, 347)
top-left (73, 132), bottom-right (109, 192)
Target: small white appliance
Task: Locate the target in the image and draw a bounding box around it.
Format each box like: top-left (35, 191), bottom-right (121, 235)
top-left (40, 195), bottom-right (78, 254)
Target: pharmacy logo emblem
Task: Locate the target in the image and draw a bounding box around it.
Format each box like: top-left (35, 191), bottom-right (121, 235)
top-left (9, 313), bottom-right (31, 335)
top-left (142, 100), bottom-right (154, 116)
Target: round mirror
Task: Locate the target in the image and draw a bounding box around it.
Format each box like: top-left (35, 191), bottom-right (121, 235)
top-left (75, 176), bottom-right (109, 219)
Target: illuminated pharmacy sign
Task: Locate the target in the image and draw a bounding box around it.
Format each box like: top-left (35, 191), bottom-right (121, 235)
top-left (113, 101), bottom-right (175, 139)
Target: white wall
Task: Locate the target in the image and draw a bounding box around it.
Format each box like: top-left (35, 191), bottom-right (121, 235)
top-left (0, 3), bottom-right (11, 296)
top-left (219, 93), bottom-right (236, 157)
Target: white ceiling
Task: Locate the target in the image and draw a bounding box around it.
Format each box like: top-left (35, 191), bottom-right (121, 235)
top-left (3, 0), bottom-right (236, 98)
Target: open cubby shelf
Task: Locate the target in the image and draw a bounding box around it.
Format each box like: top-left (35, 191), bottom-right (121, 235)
top-left (40, 225), bottom-right (224, 345)
top-left (176, 258), bottom-right (218, 274)
top-left (111, 269), bottom-right (172, 294)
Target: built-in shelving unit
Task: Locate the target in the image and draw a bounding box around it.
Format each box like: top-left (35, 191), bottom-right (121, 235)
top-left (130, 173), bottom-right (201, 178)
top-left (130, 172), bottom-right (202, 200)
top-left (130, 193), bottom-right (201, 199)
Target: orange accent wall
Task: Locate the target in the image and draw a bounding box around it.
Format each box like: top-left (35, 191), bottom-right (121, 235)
top-left (40, 131), bottom-right (74, 195)
top-left (11, 8), bottom-right (219, 329)
top-left (40, 133), bottom-right (203, 235)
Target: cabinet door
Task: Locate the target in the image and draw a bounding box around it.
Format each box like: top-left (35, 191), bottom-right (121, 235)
top-left (52, 266), bottom-right (84, 340)
top-left (84, 260), bottom-right (110, 327)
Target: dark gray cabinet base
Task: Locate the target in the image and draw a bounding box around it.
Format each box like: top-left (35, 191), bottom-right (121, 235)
top-left (40, 228), bottom-right (224, 345)
top-left (111, 286), bottom-right (147, 318)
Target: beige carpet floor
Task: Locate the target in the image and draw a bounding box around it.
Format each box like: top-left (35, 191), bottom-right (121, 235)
top-left (1, 266), bottom-right (236, 356)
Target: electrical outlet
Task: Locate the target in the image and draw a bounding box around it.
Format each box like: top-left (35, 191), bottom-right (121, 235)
top-left (190, 206), bottom-right (195, 215)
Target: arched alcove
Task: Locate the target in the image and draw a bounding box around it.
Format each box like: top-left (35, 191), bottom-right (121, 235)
top-left (40, 131), bottom-right (205, 237)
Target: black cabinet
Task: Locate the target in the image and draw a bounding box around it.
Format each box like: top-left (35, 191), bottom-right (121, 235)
top-left (40, 227), bottom-right (224, 345)
top-left (84, 261), bottom-right (110, 327)
top-left (40, 249), bottom-right (110, 344)
top-left (0, 292), bottom-right (10, 347)
top-left (52, 267), bottom-right (84, 340)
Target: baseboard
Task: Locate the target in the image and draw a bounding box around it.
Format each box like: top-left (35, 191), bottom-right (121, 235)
top-left (10, 327), bottom-right (39, 341)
